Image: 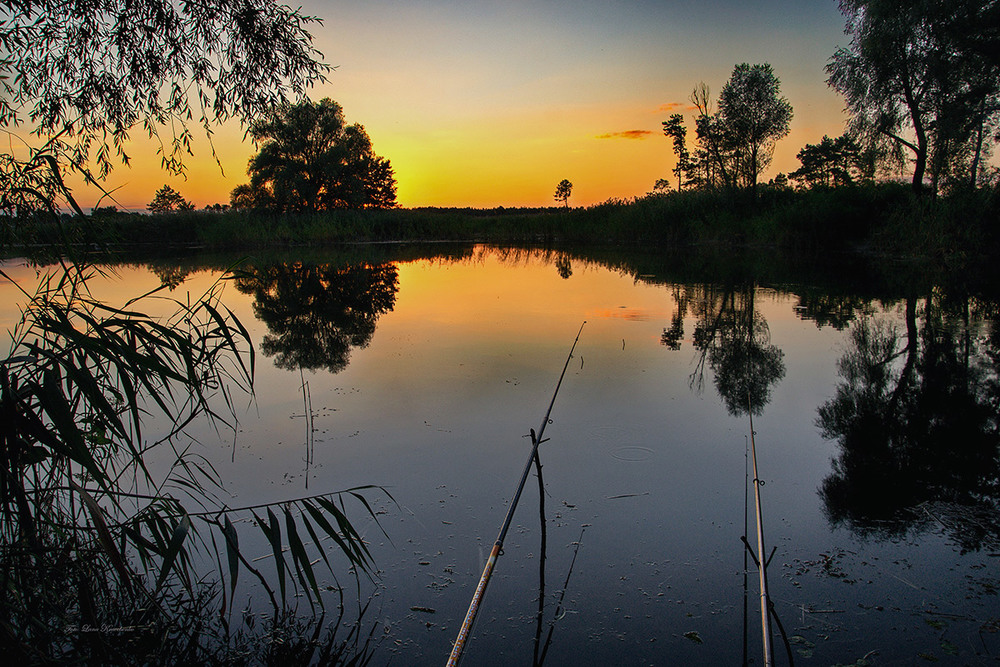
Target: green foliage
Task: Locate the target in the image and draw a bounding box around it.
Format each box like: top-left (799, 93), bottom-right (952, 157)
top-left (238, 98), bottom-right (397, 213)
top-left (9, 183), bottom-right (1000, 262)
top-left (148, 185), bottom-right (195, 214)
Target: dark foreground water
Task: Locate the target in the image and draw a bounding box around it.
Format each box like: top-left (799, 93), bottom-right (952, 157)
top-left (4, 244), bottom-right (999, 665)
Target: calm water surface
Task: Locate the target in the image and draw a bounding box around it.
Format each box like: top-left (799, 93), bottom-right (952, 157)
top-left (4, 245), bottom-right (998, 665)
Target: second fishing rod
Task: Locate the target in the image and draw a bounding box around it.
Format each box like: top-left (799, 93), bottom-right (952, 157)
top-left (446, 321), bottom-right (586, 667)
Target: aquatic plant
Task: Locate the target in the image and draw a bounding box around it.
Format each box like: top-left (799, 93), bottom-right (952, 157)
top-left (0, 263), bottom-right (386, 662)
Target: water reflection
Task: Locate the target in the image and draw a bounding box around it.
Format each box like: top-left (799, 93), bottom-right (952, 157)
top-left (232, 261), bottom-right (399, 372)
top-left (555, 254), bottom-right (572, 279)
top-left (662, 284), bottom-right (785, 416)
top-left (793, 291), bottom-right (873, 330)
top-left (818, 293), bottom-right (1000, 550)
top-left (530, 450), bottom-right (585, 666)
top-left (72, 244), bottom-right (1000, 662)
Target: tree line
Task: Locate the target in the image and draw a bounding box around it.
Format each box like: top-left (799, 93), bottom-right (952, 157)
top-left (22, 0), bottom-right (1000, 220)
top-left (5, 0), bottom-right (1000, 221)
top-left (663, 0), bottom-right (1000, 198)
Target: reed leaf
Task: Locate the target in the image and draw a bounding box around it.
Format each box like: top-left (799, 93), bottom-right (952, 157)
top-left (299, 502), bottom-right (333, 572)
top-left (285, 506), bottom-right (323, 607)
top-left (38, 368), bottom-right (107, 488)
top-left (155, 513), bottom-right (192, 595)
top-left (222, 515), bottom-right (239, 602)
top-left (202, 301), bottom-right (253, 388)
top-left (2, 262), bottom-right (386, 660)
top-left (284, 505), bottom-right (321, 606)
top-left (70, 479), bottom-right (133, 594)
top-left (255, 508), bottom-right (287, 600)
top-left (304, 498), bottom-right (365, 572)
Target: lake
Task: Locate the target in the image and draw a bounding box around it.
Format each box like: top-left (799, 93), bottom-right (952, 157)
top-left (3, 244), bottom-right (998, 665)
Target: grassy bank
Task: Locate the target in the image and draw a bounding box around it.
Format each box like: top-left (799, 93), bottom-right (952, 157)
top-left (8, 183), bottom-right (1000, 260)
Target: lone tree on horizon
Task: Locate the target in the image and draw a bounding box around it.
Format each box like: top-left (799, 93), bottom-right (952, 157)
top-left (554, 179), bottom-right (573, 207)
top-left (148, 185), bottom-right (194, 213)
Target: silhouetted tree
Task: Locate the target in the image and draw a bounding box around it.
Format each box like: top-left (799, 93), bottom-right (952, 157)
top-left (90, 205), bottom-right (119, 218)
top-left (651, 178), bottom-right (672, 193)
top-left (241, 98), bottom-right (397, 213)
top-left (789, 135), bottom-right (873, 188)
top-left (827, 0), bottom-right (1000, 195)
top-left (689, 83), bottom-right (737, 189)
top-left (718, 63), bottom-right (793, 192)
top-left (229, 182), bottom-right (275, 212)
top-left (233, 262), bottom-right (399, 373)
top-left (769, 172), bottom-right (789, 189)
top-left (668, 66), bottom-right (792, 193)
top-left (148, 185), bottom-right (194, 214)
top-left (554, 179), bottom-right (573, 207)
top-left (662, 114), bottom-right (693, 190)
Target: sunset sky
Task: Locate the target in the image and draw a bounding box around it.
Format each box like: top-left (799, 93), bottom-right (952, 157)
top-left (77, 0), bottom-right (852, 211)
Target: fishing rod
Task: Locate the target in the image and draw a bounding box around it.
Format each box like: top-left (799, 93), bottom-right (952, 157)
top-left (747, 403), bottom-right (774, 667)
top-left (446, 321), bottom-right (586, 667)
top-left (742, 435), bottom-right (750, 667)
top-left (742, 397), bottom-right (795, 667)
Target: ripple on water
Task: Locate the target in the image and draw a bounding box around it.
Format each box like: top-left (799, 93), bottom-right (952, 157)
top-left (587, 426), bottom-right (655, 462)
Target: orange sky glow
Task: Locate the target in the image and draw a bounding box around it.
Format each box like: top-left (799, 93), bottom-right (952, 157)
top-left (50, 1), bottom-right (853, 211)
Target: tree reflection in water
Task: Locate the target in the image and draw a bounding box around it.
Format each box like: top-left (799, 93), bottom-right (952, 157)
top-left (817, 294), bottom-right (1000, 551)
top-left (233, 261), bottom-right (399, 372)
top-left (663, 284), bottom-right (785, 416)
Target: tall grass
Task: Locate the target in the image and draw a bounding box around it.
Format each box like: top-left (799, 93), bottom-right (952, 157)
top-left (7, 183), bottom-right (998, 261)
top-left (0, 261), bottom-right (389, 663)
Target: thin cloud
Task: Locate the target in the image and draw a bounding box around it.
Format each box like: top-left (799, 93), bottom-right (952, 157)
top-left (596, 130), bottom-right (654, 140)
top-left (656, 102), bottom-right (698, 114)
